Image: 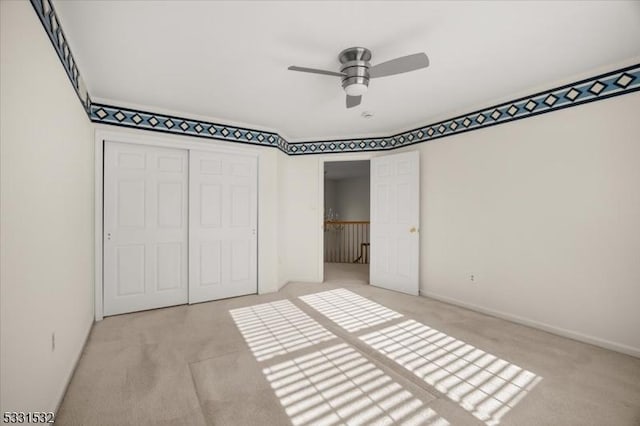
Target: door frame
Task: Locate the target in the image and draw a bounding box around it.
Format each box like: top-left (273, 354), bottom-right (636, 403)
top-left (94, 128), bottom-right (259, 321)
top-left (317, 154), bottom-right (375, 283)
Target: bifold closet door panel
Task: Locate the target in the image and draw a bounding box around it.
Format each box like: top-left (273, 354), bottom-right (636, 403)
top-left (189, 150), bottom-right (258, 303)
top-left (103, 142), bottom-right (188, 316)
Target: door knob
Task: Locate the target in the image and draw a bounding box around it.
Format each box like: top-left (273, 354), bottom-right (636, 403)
top-left (106, 232), bottom-right (112, 240)
top-left (409, 227), bottom-right (417, 233)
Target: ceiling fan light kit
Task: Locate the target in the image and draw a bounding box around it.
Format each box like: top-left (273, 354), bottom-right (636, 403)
top-left (288, 46), bottom-right (429, 109)
top-left (339, 47), bottom-right (371, 98)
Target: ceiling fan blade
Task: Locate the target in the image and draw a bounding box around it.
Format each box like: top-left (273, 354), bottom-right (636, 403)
top-left (346, 95), bottom-right (362, 108)
top-left (369, 53), bottom-right (429, 78)
top-left (288, 66), bottom-right (345, 77)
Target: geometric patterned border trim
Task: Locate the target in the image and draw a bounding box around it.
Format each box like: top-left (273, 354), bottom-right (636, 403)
top-left (29, 0), bottom-right (91, 114)
top-left (28, 1), bottom-right (639, 156)
top-left (89, 63), bottom-right (639, 156)
top-left (90, 103), bottom-right (288, 151)
top-left (286, 63), bottom-right (640, 155)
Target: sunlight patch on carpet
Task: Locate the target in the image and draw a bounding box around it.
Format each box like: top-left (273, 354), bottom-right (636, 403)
top-left (230, 299), bottom-right (336, 361)
top-left (263, 343), bottom-right (450, 426)
top-left (360, 320), bottom-right (542, 425)
top-left (299, 288), bottom-right (403, 332)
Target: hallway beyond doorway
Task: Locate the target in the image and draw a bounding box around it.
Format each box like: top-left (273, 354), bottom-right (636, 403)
top-left (324, 262), bottom-right (369, 285)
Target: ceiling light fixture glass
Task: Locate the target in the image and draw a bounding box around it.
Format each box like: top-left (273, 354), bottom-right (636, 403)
top-left (345, 82), bottom-right (368, 97)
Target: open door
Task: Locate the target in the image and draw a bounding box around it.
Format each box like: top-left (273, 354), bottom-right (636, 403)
top-left (370, 150), bottom-right (420, 295)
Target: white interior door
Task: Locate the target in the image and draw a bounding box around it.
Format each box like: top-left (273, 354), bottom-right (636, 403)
top-left (370, 150), bottom-right (420, 295)
top-left (103, 142), bottom-right (188, 315)
top-left (189, 150), bottom-right (257, 303)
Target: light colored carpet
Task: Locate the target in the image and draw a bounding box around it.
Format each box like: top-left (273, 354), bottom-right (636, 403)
top-left (56, 265), bottom-right (640, 425)
top-left (323, 262), bottom-right (369, 285)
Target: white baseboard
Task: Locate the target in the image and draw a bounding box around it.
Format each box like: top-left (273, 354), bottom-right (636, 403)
top-left (420, 290), bottom-right (640, 359)
top-left (53, 318), bottom-right (94, 413)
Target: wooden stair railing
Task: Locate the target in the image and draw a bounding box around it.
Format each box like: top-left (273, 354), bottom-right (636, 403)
top-left (324, 221), bottom-right (370, 264)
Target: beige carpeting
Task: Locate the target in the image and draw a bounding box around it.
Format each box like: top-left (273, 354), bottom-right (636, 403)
top-left (322, 262), bottom-right (369, 285)
top-left (56, 263), bottom-right (640, 425)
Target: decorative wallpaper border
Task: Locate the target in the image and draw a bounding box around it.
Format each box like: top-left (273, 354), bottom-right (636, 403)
top-left (286, 64), bottom-right (640, 155)
top-left (30, 0), bottom-right (91, 113)
top-left (30, 0), bottom-right (639, 156)
top-left (90, 103), bottom-right (288, 151)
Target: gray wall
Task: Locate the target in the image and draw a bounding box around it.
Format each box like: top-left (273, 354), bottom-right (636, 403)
top-left (325, 175), bottom-right (370, 221)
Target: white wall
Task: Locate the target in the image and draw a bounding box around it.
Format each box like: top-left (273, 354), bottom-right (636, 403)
top-left (280, 93), bottom-right (640, 357)
top-left (414, 92), bottom-right (640, 356)
top-left (279, 154), bottom-right (323, 282)
top-left (1, 1), bottom-right (94, 413)
top-left (257, 147), bottom-right (281, 293)
top-left (277, 149), bottom-right (289, 289)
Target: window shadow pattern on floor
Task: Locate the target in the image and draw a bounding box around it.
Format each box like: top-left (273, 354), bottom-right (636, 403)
top-left (360, 320), bottom-right (542, 426)
top-left (299, 289), bottom-right (403, 332)
top-left (296, 289), bottom-right (542, 425)
top-left (230, 299), bottom-right (336, 361)
top-left (263, 343), bottom-right (450, 426)
top-left (230, 299), bottom-right (450, 425)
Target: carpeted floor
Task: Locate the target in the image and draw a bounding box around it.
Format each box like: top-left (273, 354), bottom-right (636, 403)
top-left (322, 262), bottom-right (369, 285)
top-left (56, 263), bottom-right (640, 425)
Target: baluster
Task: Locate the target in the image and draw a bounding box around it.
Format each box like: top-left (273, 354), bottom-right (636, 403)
top-left (350, 224), bottom-right (353, 263)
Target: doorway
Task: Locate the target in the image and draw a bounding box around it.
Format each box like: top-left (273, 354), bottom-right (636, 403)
top-left (323, 160), bottom-right (370, 284)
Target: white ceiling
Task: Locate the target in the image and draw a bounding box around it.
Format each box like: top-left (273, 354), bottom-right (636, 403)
top-left (54, 1), bottom-right (640, 142)
top-left (325, 161), bottom-right (370, 180)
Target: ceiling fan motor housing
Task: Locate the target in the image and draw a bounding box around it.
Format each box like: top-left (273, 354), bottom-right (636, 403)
top-left (339, 47), bottom-right (371, 94)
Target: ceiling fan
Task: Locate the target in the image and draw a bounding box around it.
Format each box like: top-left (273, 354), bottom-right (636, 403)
top-left (288, 47), bottom-right (429, 108)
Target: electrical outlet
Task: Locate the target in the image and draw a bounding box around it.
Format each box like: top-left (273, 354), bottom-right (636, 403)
top-left (52, 332), bottom-right (56, 352)
top-left (470, 274), bottom-right (476, 283)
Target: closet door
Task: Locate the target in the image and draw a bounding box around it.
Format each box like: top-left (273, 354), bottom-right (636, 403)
top-left (103, 142), bottom-right (188, 315)
top-left (189, 151), bottom-right (257, 303)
